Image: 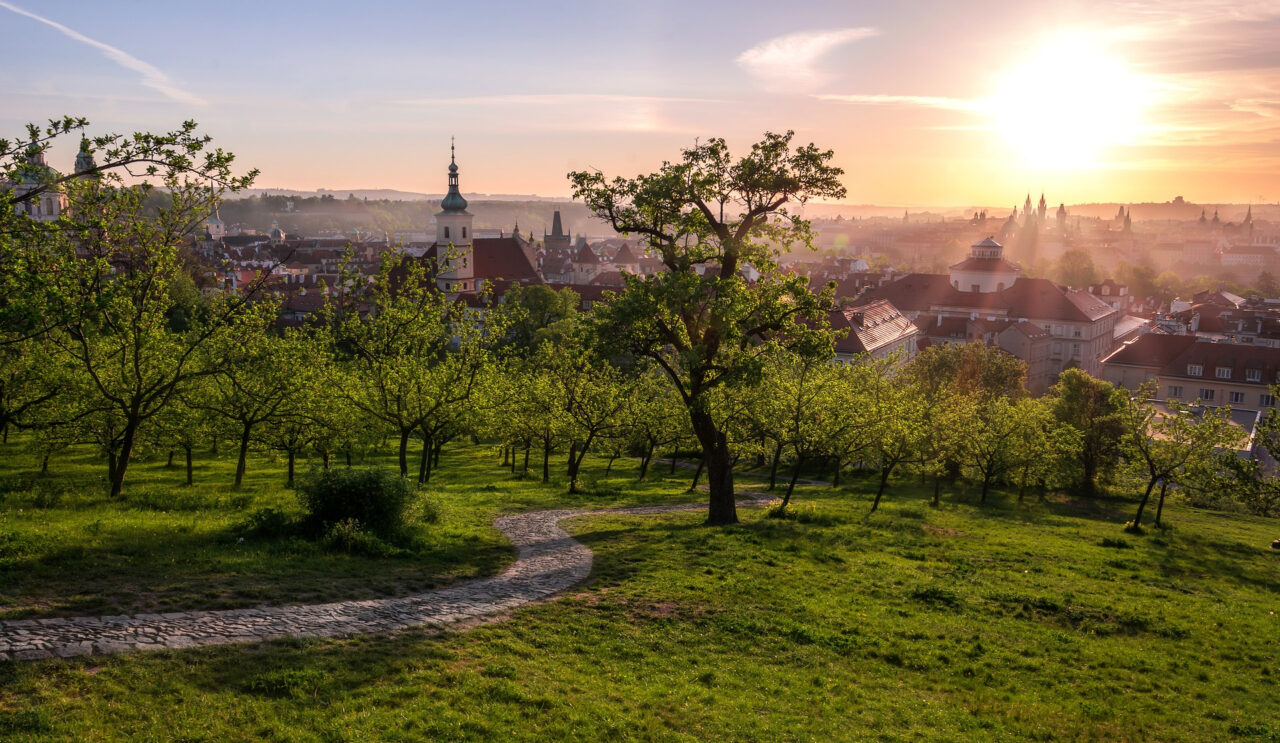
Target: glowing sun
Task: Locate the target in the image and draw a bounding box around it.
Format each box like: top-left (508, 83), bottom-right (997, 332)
top-left (988, 32), bottom-right (1149, 169)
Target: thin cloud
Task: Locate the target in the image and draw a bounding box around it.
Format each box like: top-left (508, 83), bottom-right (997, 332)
top-left (737, 27), bottom-right (880, 91)
top-left (0, 1), bottom-right (204, 106)
top-left (393, 93), bottom-right (725, 106)
top-left (815, 93), bottom-right (981, 111)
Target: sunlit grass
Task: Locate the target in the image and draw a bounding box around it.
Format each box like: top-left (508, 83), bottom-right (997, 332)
top-left (1, 436), bottom-right (1277, 741)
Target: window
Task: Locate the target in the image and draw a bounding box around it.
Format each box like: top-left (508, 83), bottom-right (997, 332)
top-left (1229, 391), bottom-right (1245, 404)
top-left (444, 226), bottom-right (450, 239)
top-left (971, 284), bottom-right (980, 293)
top-left (1216, 366), bottom-right (1232, 379)
top-left (1187, 364), bottom-right (1203, 377)
top-left (1072, 327), bottom-right (1082, 338)
top-left (1168, 385), bottom-right (1183, 398)
top-left (462, 227), bottom-right (467, 239)
top-left (1262, 394), bottom-right (1276, 407)
top-left (1199, 388), bottom-right (1215, 401)
top-left (1247, 369), bottom-right (1262, 382)
top-left (1072, 343), bottom-right (1081, 357)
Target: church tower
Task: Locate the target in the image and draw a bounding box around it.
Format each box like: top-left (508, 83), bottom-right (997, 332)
top-left (1037, 193), bottom-right (1047, 223)
top-left (435, 140), bottom-right (474, 292)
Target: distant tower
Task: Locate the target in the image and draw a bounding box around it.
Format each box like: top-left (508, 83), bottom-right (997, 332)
top-left (1199, 209), bottom-right (1207, 225)
top-left (544, 209), bottom-right (570, 251)
top-left (1246, 205), bottom-right (1254, 242)
top-left (1024, 193), bottom-right (1033, 217)
top-left (435, 140), bottom-right (474, 292)
top-left (1212, 209), bottom-right (1220, 226)
top-left (1123, 208), bottom-right (1132, 233)
top-left (7, 138), bottom-right (65, 222)
top-left (1056, 203), bottom-right (1067, 233)
top-left (74, 137), bottom-right (96, 177)
top-left (903, 209), bottom-right (909, 224)
top-left (1037, 193), bottom-right (1047, 222)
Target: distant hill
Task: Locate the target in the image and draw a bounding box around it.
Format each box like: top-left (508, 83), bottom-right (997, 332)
top-left (231, 188), bottom-right (572, 203)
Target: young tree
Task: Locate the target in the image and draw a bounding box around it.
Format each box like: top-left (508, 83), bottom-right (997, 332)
top-left (331, 256), bottom-right (491, 478)
top-left (1117, 385), bottom-right (1246, 531)
top-left (571, 132), bottom-right (846, 524)
top-left (865, 369), bottom-right (924, 512)
top-left (194, 319), bottom-right (318, 488)
top-left (1048, 369), bottom-right (1124, 493)
top-left (7, 119), bottom-right (259, 497)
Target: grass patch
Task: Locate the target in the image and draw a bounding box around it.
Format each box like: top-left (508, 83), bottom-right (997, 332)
top-left (0, 436), bottom-right (1277, 740)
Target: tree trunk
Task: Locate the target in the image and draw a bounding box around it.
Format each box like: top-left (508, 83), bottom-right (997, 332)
top-left (980, 472), bottom-right (992, 503)
top-left (418, 435), bottom-right (431, 484)
top-left (166, 450), bottom-right (174, 468)
top-left (870, 466), bottom-right (891, 512)
top-left (1131, 477), bottom-right (1158, 529)
top-left (783, 454), bottom-right (804, 506)
top-left (568, 435), bottom-right (596, 494)
top-left (932, 475), bottom-right (942, 507)
top-left (502, 446), bottom-right (511, 467)
top-left (40, 453), bottom-right (49, 475)
top-left (542, 439), bottom-right (551, 483)
top-left (639, 441), bottom-right (654, 480)
top-left (109, 423), bottom-right (140, 498)
top-left (567, 442), bottom-right (578, 477)
top-left (690, 409), bottom-right (736, 525)
top-left (523, 442), bottom-right (530, 474)
top-left (605, 453), bottom-right (617, 477)
top-left (397, 428), bottom-right (411, 478)
top-left (185, 447), bottom-right (193, 486)
top-left (670, 448), bottom-right (678, 475)
top-left (322, 450), bottom-right (330, 470)
top-left (831, 457), bottom-right (841, 487)
top-left (345, 450), bottom-right (353, 468)
top-left (688, 457), bottom-right (705, 493)
top-left (287, 451), bottom-right (296, 488)
top-left (234, 423), bottom-right (251, 490)
top-left (767, 440), bottom-right (783, 490)
top-left (1154, 480), bottom-right (1170, 527)
top-left (433, 439), bottom-right (444, 468)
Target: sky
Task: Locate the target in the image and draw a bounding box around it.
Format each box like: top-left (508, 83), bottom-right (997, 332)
top-left (2, 0), bottom-right (1278, 207)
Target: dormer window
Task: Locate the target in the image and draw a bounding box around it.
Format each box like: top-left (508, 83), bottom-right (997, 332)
top-left (1247, 369), bottom-right (1262, 382)
top-left (1186, 364), bottom-right (1203, 377)
top-left (1216, 366), bottom-right (1232, 379)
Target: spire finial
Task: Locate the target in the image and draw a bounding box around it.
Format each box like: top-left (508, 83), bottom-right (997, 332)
top-left (451, 136), bottom-right (455, 164)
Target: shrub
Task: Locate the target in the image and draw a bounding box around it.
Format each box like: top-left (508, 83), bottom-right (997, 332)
top-left (321, 518), bottom-right (391, 557)
top-left (298, 468), bottom-right (416, 539)
top-left (240, 507), bottom-right (296, 540)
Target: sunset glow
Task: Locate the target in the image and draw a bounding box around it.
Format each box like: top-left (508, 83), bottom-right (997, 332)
top-left (987, 32), bottom-right (1151, 170)
top-left (1, 1), bottom-right (1277, 204)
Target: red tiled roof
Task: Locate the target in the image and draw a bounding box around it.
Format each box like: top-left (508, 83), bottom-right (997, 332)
top-left (1103, 334), bottom-right (1280, 385)
top-left (573, 242), bottom-right (599, 264)
top-left (422, 237), bottom-right (541, 283)
top-left (831, 299), bottom-right (918, 354)
top-left (862, 274), bottom-right (1116, 324)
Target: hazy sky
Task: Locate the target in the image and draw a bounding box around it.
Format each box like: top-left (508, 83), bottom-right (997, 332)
top-left (2, 0), bottom-right (1278, 206)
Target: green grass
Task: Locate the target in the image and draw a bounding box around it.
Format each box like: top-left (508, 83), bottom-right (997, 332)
top-left (1, 438), bottom-right (1278, 741)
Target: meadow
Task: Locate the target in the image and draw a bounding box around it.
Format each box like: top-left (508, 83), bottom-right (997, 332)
top-left (1, 438), bottom-right (1278, 741)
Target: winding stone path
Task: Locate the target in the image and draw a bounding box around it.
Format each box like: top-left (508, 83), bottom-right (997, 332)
top-left (0, 496), bottom-right (765, 662)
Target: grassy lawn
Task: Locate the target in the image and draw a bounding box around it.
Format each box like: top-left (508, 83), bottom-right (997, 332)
top-left (1, 438), bottom-right (1278, 741)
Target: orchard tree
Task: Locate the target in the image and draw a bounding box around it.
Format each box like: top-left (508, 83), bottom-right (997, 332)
top-left (331, 256), bottom-right (492, 478)
top-left (571, 131), bottom-right (845, 524)
top-left (1049, 369), bottom-right (1124, 493)
top-left (36, 130), bottom-right (261, 497)
top-left (1117, 385), bottom-right (1246, 531)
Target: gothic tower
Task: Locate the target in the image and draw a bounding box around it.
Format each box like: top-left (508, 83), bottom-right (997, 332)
top-left (435, 140), bottom-right (474, 292)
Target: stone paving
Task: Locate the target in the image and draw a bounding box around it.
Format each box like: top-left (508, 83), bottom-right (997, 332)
top-left (0, 496), bottom-right (765, 662)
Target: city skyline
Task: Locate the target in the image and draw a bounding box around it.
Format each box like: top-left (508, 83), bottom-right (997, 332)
top-left (3, 0), bottom-right (1278, 205)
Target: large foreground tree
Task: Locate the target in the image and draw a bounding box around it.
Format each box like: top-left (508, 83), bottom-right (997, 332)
top-left (570, 131), bottom-right (846, 524)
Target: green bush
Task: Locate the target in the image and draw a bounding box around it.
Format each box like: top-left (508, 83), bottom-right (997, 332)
top-left (297, 468), bottom-right (416, 539)
top-left (321, 518), bottom-right (391, 557)
top-left (240, 507), bottom-right (296, 540)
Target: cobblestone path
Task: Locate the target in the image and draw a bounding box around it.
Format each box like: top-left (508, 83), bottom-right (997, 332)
top-left (0, 496), bottom-right (765, 661)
